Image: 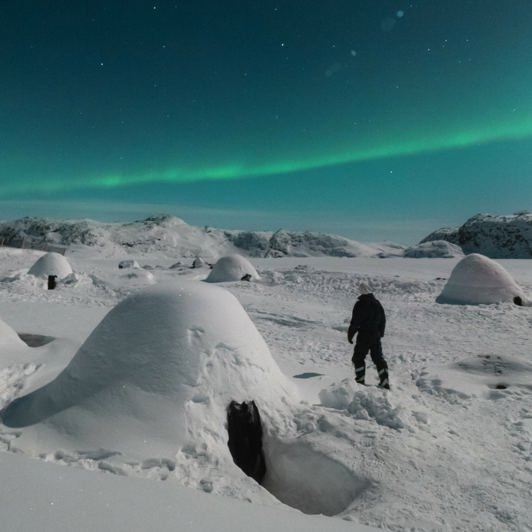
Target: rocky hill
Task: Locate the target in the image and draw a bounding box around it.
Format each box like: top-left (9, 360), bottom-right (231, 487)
top-left (0, 215), bottom-right (404, 259)
top-left (420, 212), bottom-right (532, 258)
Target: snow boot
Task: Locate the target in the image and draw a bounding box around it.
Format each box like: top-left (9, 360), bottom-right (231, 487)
top-left (354, 365), bottom-right (365, 385)
top-left (378, 367), bottom-right (390, 390)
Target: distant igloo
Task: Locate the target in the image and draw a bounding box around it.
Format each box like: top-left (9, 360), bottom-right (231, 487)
top-left (1, 281), bottom-right (296, 462)
top-left (205, 254), bottom-right (260, 283)
top-left (404, 240), bottom-right (464, 258)
top-left (436, 253), bottom-right (526, 305)
top-left (28, 252), bottom-right (73, 279)
top-left (118, 259), bottom-right (140, 269)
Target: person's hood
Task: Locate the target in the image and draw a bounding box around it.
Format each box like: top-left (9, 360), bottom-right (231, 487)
top-left (358, 282), bottom-right (371, 294)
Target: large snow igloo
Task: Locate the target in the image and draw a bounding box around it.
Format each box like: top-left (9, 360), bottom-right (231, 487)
top-left (436, 253), bottom-right (526, 305)
top-left (205, 254), bottom-right (260, 283)
top-left (0, 281), bottom-right (297, 463)
top-left (28, 252), bottom-right (73, 279)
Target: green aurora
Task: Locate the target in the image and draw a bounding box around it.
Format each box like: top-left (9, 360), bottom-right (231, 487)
top-left (5, 110), bottom-right (532, 196)
top-left (2, 1), bottom-right (532, 242)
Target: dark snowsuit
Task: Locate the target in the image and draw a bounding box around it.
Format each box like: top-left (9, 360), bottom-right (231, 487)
top-left (347, 293), bottom-right (389, 388)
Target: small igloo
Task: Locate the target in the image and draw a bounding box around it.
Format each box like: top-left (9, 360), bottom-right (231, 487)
top-left (28, 252), bottom-right (73, 279)
top-left (205, 254), bottom-right (260, 283)
top-left (1, 281), bottom-right (296, 462)
top-left (436, 253), bottom-right (526, 305)
top-left (118, 259), bottom-right (140, 269)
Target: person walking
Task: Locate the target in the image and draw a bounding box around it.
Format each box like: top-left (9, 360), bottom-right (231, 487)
top-left (347, 283), bottom-right (390, 389)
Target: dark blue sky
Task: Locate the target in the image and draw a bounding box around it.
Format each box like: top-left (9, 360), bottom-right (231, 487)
top-left (2, 1), bottom-right (532, 243)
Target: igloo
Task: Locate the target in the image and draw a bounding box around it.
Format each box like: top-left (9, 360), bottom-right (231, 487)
top-left (28, 252), bottom-right (73, 279)
top-left (205, 254), bottom-right (260, 283)
top-left (1, 281), bottom-right (297, 461)
top-left (118, 259), bottom-right (140, 269)
top-left (436, 253), bottom-right (526, 305)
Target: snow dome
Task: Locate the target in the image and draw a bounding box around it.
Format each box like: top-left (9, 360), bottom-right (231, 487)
top-left (118, 259), bottom-right (140, 269)
top-left (205, 254), bottom-right (260, 283)
top-left (28, 252), bottom-right (73, 279)
top-left (0, 317), bottom-right (25, 348)
top-left (1, 281), bottom-right (297, 462)
top-left (436, 253), bottom-right (526, 305)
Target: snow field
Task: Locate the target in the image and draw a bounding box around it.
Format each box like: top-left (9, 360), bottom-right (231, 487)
top-left (229, 259), bottom-right (532, 530)
top-left (0, 249), bottom-right (531, 531)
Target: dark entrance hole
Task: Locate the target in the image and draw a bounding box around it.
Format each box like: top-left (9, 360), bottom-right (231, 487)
top-left (226, 400), bottom-right (266, 484)
top-left (226, 400), bottom-right (372, 516)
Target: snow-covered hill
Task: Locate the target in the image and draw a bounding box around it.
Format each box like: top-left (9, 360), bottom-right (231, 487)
top-left (420, 212), bottom-right (532, 258)
top-left (0, 216), bottom-right (404, 259)
top-left (403, 240), bottom-right (464, 259)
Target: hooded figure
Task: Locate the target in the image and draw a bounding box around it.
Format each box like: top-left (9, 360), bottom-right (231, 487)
top-left (347, 284), bottom-right (389, 389)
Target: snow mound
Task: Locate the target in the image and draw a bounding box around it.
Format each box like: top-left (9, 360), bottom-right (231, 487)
top-left (28, 252), bottom-right (73, 279)
top-left (436, 253), bottom-right (526, 305)
top-left (319, 380), bottom-right (404, 430)
top-left (0, 318), bottom-right (25, 348)
top-left (1, 282), bottom-right (297, 463)
top-left (206, 254), bottom-right (260, 283)
top-left (118, 259), bottom-right (140, 269)
top-left (404, 240), bottom-right (464, 258)
top-left (192, 257), bottom-right (207, 268)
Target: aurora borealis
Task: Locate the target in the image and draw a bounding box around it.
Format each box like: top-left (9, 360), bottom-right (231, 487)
top-left (2, 1), bottom-right (532, 242)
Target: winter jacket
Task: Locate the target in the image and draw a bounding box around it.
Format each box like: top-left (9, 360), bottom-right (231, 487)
top-left (347, 293), bottom-right (386, 342)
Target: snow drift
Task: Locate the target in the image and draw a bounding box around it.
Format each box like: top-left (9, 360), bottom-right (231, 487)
top-left (206, 254), bottom-right (260, 283)
top-left (28, 252), bottom-right (73, 279)
top-left (1, 281), bottom-right (297, 462)
top-left (436, 253), bottom-right (527, 305)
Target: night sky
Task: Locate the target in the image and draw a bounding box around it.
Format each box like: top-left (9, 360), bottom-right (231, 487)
top-left (2, 1), bottom-right (532, 243)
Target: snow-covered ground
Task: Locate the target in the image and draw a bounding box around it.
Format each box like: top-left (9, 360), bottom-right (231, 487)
top-left (0, 245), bottom-right (531, 531)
